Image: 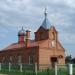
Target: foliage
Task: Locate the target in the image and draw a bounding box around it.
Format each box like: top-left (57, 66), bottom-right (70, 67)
top-left (65, 55), bottom-right (72, 64)
top-left (71, 58), bottom-right (75, 64)
top-left (65, 55), bottom-right (75, 64)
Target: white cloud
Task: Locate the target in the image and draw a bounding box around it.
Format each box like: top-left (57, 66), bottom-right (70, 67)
top-left (59, 33), bottom-right (75, 45)
top-left (0, 0), bottom-right (75, 56)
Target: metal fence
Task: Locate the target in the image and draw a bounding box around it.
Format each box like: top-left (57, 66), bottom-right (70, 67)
top-left (0, 63), bottom-right (75, 75)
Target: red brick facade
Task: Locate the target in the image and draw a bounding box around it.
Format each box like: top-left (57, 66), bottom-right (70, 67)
top-left (0, 11), bottom-right (65, 69)
top-left (0, 26), bottom-right (65, 65)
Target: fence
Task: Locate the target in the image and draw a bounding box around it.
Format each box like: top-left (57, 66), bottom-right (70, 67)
top-left (0, 63), bottom-right (75, 75)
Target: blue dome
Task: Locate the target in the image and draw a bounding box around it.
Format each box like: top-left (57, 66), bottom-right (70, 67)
top-left (18, 27), bottom-right (26, 36)
top-left (41, 8), bottom-right (51, 29)
top-left (41, 17), bottom-right (51, 29)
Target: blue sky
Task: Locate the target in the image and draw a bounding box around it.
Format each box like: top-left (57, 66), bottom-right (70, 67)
top-left (0, 0), bottom-right (75, 57)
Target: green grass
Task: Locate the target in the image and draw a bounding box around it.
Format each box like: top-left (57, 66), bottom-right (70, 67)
top-left (0, 70), bottom-right (66, 75)
top-left (0, 68), bottom-right (75, 75)
top-left (0, 69), bottom-right (67, 75)
top-left (0, 71), bottom-right (34, 75)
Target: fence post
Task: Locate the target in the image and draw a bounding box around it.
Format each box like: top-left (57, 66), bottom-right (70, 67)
top-left (0, 63), bottom-right (1, 71)
top-left (20, 63), bottom-right (22, 72)
top-left (35, 63), bottom-right (37, 75)
top-left (9, 62), bottom-right (11, 72)
top-left (55, 63), bottom-right (57, 75)
top-left (69, 64), bottom-right (73, 75)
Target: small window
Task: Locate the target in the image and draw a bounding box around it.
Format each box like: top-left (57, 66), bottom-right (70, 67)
top-left (40, 32), bottom-right (45, 40)
top-left (52, 32), bottom-right (55, 40)
top-left (51, 40), bottom-right (55, 47)
top-left (29, 56), bottom-right (33, 64)
top-left (2, 57), bottom-right (5, 62)
top-left (10, 56), bottom-right (12, 62)
top-left (18, 55), bottom-right (22, 64)
top-left (59, 55), bottom-right (63, 59)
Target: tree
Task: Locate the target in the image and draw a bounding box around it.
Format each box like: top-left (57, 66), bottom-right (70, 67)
top-left (65, 55), bottom-right (72, 64)
top-left (71, 58), bottom-right (75, 64)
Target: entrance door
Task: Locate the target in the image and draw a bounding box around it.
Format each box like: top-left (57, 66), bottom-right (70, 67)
top-left (51, 57), bottom-right (57, 68)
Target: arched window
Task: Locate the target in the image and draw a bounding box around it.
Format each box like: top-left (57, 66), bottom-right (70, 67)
top-left (51, 40), bottom-right (56, 47)
top-left (59, 55), bottom-right (63, 59)
top-left (52, 32), bottom-right (55, 40)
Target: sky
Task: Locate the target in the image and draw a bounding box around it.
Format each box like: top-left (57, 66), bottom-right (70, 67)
top-left (0, 0), bottom-right (75, 57)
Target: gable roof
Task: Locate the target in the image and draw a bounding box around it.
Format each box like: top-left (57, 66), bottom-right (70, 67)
top-left (2, 43), bottom-right (25, 51)
top-left (1, 40), bottom-right (39, 51)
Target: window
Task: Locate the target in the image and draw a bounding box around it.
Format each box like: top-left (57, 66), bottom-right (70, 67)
top-left (18, 55), bottom-right (22, 64)
top-left (40, 32), bottom-right (45, 40)
top-left (10, 56), bottom-right (12, 62)
top-left (59, 55), bottom-right (63, 59)
top-left (2, 57), bottom-right (5, 62)
top-left (52, 32), bottom-right (55, 40)
top-left (29, 56), bottom-right (33, 64)
top-left (51, 40), bottom-right (55, 47)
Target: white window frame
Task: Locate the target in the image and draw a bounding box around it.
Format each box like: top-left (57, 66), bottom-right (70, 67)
top-left (51, 40), bottom-right (55, 47)
top-left (29, 55), bottom-right (33, 64)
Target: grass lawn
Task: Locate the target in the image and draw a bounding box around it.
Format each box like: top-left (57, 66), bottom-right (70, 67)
top-left (0, 69), bottom-right (67, 75)
top-left (0, 69), bottom-right (61, 75)
top-left (0, 68), bottom-right (75, 75)
top-left (0, 71), bottom-right (35, 75)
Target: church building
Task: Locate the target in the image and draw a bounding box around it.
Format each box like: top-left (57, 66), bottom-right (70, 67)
top-left (0, 9), bottom-right (65, 69)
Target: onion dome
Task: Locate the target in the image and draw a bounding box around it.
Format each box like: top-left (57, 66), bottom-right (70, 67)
top-left (41, 8), bottom-right (51, 29)
top-left (18, 27), bottom-right (26, 36)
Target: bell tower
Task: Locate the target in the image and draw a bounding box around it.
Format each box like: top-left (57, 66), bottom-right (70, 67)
top-left (35, 8), bottom-right (51, 41)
